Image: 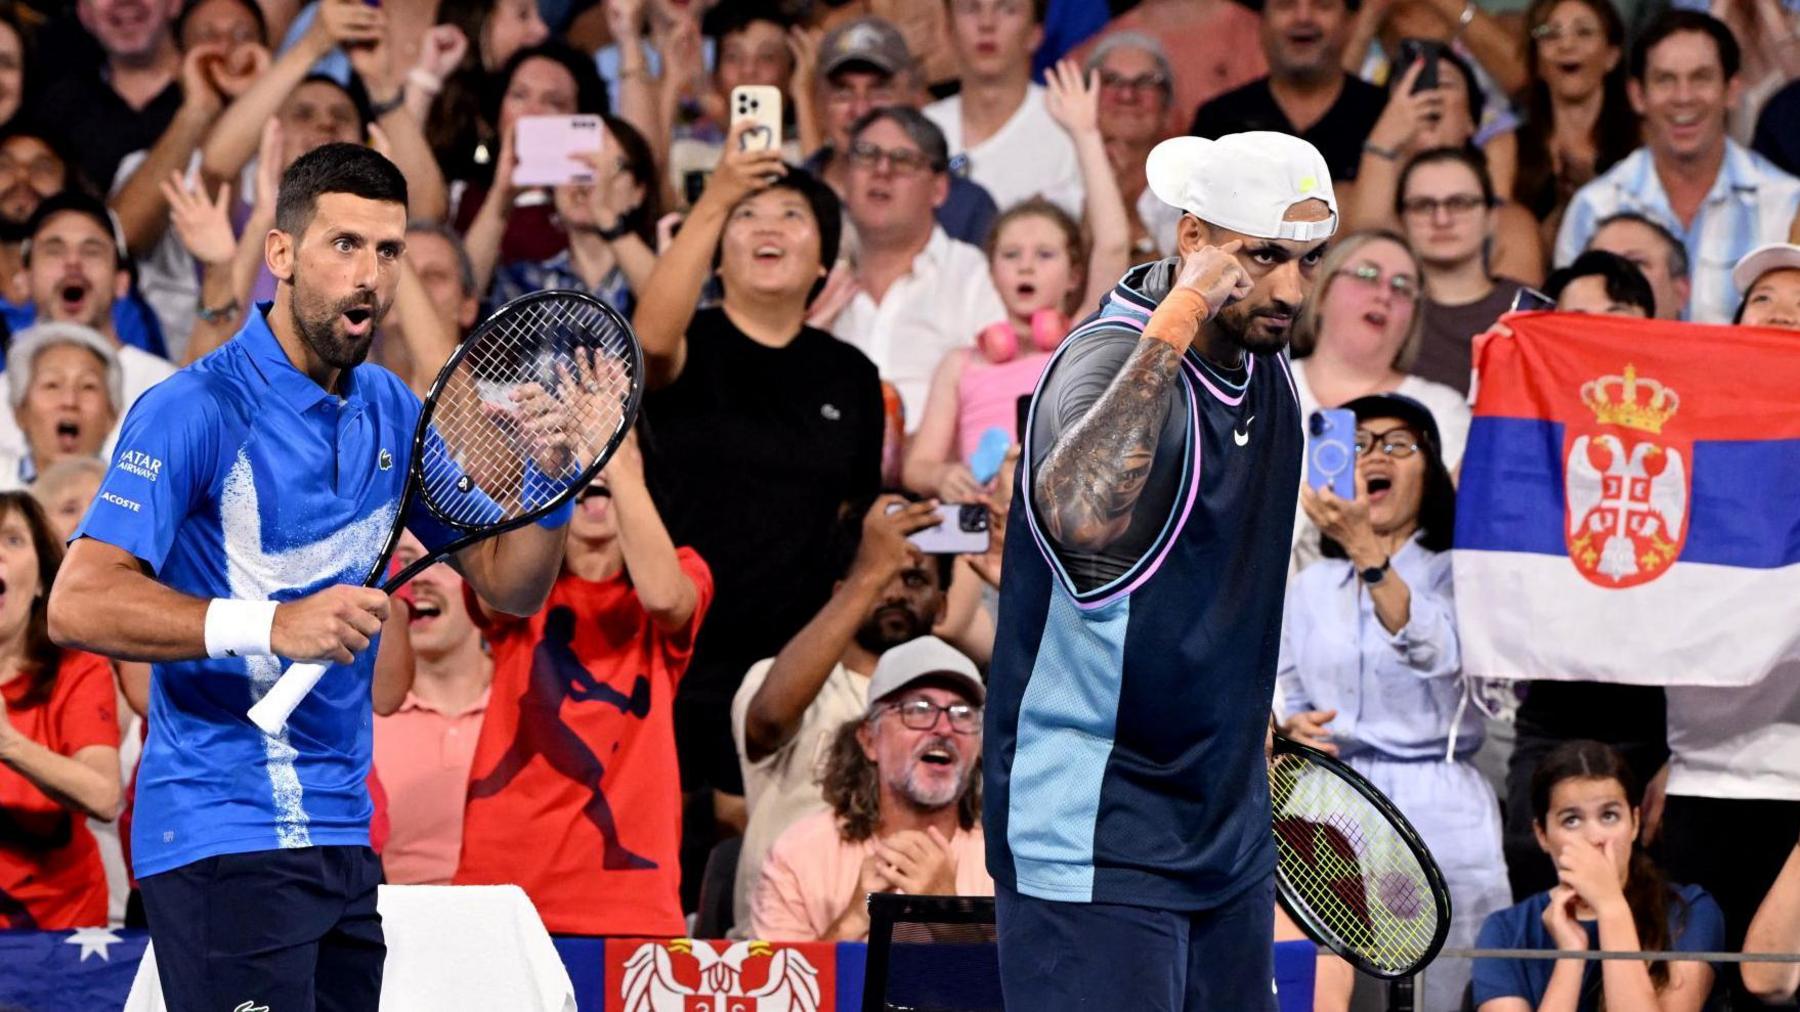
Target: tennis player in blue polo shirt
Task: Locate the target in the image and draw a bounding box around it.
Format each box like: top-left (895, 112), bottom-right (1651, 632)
top-left (47, 144), bottom-right (573, 1010)
top-left (986, 133), bottom-right (1337, 1009)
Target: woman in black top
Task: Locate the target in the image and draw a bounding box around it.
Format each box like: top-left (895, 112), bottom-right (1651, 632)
top-left (632, 121), bottom-right (882, 859)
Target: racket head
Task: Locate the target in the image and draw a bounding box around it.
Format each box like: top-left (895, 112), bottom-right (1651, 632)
top-left (1268, 734), bottom-right (1452, 979)
top-left (382, 288), bottom-right (643, 590)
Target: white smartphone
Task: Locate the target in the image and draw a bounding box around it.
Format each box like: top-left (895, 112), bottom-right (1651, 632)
top-left (513, 114), bottom-right (606, 187)
top-left (890, 502), bottom-right (991, 555)
top-left (730, 85), bottom-right (783, 153)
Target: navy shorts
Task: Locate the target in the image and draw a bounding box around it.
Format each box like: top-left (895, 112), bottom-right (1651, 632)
top-left (139, 846), bottom-right (384, 1012)
top-left (996, 875), bottom-right (1278, 1011)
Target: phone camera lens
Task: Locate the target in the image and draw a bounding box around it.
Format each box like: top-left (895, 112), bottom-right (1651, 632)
top-left (1308, 411), bottom-right (1330, 438)
top-left (958, 504), bottom-right (989, 533)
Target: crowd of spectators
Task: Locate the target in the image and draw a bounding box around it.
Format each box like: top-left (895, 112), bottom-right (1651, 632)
top-left (0, 0), bottom-right (1797, 1008)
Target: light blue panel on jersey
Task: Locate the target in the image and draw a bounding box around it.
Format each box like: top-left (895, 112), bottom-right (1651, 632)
top-left (1006, 588), bottom-right (1129, 902)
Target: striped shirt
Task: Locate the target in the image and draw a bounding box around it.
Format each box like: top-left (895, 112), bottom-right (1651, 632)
top-left (1554, 142), bottom-right (1800, 324)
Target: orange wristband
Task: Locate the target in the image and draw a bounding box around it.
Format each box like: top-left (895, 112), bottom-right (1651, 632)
top-left (1142, 288), bottom-right (1211, 351)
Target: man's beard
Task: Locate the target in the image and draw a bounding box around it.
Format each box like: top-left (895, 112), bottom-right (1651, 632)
top-left (290, 274), bottom-right (385, 372)
top-left (888, 734), bottom-right (971, 810)
top-left (1216, 299), bottom-right (1300, 357)
top-left (852, 603), bottom-right (933, 655)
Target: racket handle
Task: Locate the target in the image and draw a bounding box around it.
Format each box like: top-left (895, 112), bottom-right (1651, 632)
top-left (247, 661), bottom-right (330, 735)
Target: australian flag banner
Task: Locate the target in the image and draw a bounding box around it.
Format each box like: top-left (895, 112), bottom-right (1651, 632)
top-left (1455, 313), bottom-right (1800, 687)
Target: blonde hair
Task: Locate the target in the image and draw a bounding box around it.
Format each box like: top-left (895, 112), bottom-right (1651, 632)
top-left (1291, 230), bottom-right (1428, 372)
top-left (985, 197), bottom-right (1087, 317)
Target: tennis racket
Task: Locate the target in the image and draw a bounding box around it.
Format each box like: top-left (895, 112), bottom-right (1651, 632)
top-left (246, 289), bottom-right (643, 734)
top-left (1269, 734), bottom-right (1452, 980)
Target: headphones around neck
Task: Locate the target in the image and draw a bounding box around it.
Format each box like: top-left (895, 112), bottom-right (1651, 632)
top-left (977, 308), bottom-right (1071, 364)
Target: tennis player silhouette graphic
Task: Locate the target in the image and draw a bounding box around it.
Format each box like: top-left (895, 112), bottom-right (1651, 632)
top-left (467, 605), bottom-right (655, 869)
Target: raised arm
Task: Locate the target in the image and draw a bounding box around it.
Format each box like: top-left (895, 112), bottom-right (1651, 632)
top-left (604, 430), bottom-right (699, 631)
top-left (742, 497), bottom-right (939, 762)
top-left (111, 42), bottom-right (248, 255)
top-left (1044, 60), bottom-right (1131, 311)
top-left (605, 0), bottom-right (664, 157)
top-left (631, 119), bottom-right (785, 388)
top-left (1033, 242), bottom-right (1249, 551)
top-left (1745, 841), bottom-right (1800, 1003)
top-left (351, 31), bottom-right (448, 223)
top-left (201, 0), bottom-right (372, 181)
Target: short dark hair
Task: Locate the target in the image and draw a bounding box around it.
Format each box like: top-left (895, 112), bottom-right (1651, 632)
top-left (174, 0), bottom-right (268, 48)
top-left (293, 73), bottom-right (370, 134)
top-left (486, 41), bottom-right (610, 127)
top-left (275, 143), bottom-right (408, 237)
top-left (23, 190), bottom-right (125, 268)
top-left (1631, 10), bottom-right (1740, 82)
top-left (1395, 146), bottom-right (1495, 217)
top-left (848, 106), bottom-right (950, 173)
top-left (705, 1), bottom-right (795, 40)
top-left (1591, 211), bottom-right (1689, 279)
top-left (1544, 250), bottom-right (1658, 316)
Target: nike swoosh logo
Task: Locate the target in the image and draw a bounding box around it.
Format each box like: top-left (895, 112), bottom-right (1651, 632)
top-left (1234, 415), bottom-right (1256, 447)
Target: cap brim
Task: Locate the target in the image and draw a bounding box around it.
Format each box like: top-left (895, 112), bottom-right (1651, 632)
top-left (1145, 136), bottom-right (1211, 215)
top-left (823, 54), bottom-right (899, 79)
top-left (1733, 243), bottom-right (1800, 294)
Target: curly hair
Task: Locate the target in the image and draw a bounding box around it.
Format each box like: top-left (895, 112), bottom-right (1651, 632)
top-left (817, 715), bottom-right (981, 843)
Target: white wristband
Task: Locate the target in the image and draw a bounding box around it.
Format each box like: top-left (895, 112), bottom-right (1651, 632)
top-left (204, 599), bottom-right (279, 659)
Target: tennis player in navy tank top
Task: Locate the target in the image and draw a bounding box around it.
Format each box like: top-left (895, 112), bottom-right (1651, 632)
top-left (986, 132), bottom-right (1339, 1010)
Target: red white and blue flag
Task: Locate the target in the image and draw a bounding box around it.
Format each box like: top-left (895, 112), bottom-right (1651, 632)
top-left (1455, 313), bottom-right (1800, 687)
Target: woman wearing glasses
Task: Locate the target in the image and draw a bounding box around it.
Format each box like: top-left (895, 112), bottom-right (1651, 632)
top-left (1276, 393), bottom-right (1510, 1012)
top-left (1398, 147), bottom-right (1531, 396)
top-left (1512, 0), bottom-right (1638, 244)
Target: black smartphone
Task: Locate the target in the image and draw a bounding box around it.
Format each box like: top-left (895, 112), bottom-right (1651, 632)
top-left (1015, 394), bottom-right (1031, 439)
top-left (1397, 38), bottom-right (1444, 93)
top-left (1510, 286), bottom-right (1555, 312)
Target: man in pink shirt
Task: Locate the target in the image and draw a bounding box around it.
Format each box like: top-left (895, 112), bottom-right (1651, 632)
top-left (750, 636), bottom-right (991, 942)
top-left (372, 534), bottom-right (492, 885)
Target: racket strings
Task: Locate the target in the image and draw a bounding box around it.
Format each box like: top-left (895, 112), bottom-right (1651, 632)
top-left (1270, 753), bottom-right (1442, 975)
top-left (417, 294), bottom-right (637, 528)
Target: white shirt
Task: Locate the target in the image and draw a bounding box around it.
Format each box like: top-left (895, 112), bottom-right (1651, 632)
top-left (828, 226), bottom-right (1004, 430)
top-left (924, 84), bottom-right (1084, 220)
top-left (0, 344), bottom-right (178, 459)
top-left (730, 657), bottom-right (872, 937)
top-left (1554, 142), bottom-right (1800, 324)
top-left (1666, 661), bottom-right (1800, 801)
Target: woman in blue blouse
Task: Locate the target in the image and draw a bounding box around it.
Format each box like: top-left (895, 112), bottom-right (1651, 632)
top-left (1277, 392), bottom-right (1510, 1011)
top-left (1474, 740), bottom-right (1722, 1011)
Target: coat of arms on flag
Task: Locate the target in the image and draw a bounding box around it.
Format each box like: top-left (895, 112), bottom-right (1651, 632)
top-left (1564, 365), bottom-right (1688, 587)
top-left (608, 938), bottom-right (827, 1012)
top-left (1455, 313), bottom-right (1800, 688)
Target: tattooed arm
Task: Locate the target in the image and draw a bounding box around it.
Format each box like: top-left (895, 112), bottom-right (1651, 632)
top-left (1034, 243), bottom-right (1252, 552)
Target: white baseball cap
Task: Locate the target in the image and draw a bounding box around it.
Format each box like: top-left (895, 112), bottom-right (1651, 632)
top-left (1146, 133), bottom-right (1338, 243)
top-left (864, 636), bottom-right (984, 715)
top-left (1732, 242), bottom-right (1800, 294)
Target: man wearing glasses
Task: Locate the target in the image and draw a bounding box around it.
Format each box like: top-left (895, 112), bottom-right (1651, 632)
top-left (749, 635), bottom-right (991, 941)
top-left (801, 16), bottom-right (1000, 248)
top-left (825, 107), bottom-right (1004, 430)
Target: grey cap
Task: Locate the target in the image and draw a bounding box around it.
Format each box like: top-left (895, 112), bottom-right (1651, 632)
top-left (865, 635), bottom-right (984, 715)
top-left (7, 322), bottom-right (123, 412)
top-left (820, 17), bottom-right (911, 80)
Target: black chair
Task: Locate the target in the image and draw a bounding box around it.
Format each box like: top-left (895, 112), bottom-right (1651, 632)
top-left (692, 835), bottom-right (742, 939)
top-left (862, 893), bottom-right (1002, 1012)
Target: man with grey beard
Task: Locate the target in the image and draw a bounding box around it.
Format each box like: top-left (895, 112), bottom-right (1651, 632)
top-left (748, 636), bottom-right (992, 941)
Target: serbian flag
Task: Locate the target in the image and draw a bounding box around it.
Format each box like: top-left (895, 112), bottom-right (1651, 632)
top-left (1454, 312), bottom-right (1800, 687)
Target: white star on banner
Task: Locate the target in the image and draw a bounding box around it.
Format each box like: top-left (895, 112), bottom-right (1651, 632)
top-left (64, 926), bottom-right (123, 962)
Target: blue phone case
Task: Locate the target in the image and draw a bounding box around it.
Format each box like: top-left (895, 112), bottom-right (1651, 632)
top-left (1306, 409), bottom-right (1357, 499)
top-left (968, 427), bottom-right (1011, 484)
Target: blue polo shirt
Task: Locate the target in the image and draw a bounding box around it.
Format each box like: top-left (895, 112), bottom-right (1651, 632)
top-left (74, 304), bottom-right (458, 877)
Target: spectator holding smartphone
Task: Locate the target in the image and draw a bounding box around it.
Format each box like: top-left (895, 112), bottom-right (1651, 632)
top-left (1278, 392), bottom-right (1502, 1010)
top-left (632, 123), bottom-right (881, 905)
top-left (731, 494), bottom-right (950, 935)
